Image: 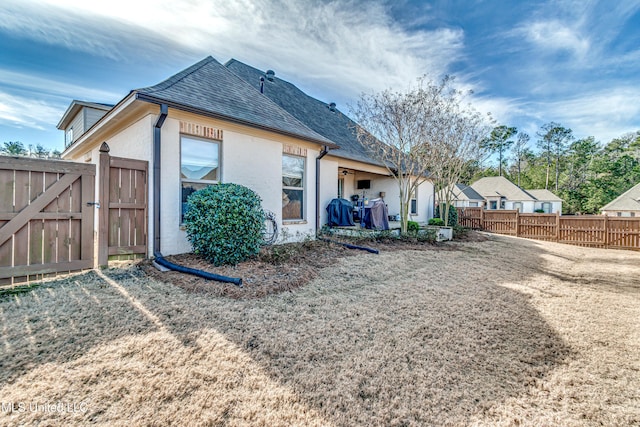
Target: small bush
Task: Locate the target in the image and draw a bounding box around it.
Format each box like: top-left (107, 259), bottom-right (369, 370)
top-left (183, 183), bottom-right (265, 266)
top-left (453, 225), bottom-right (468, 239)
top-left (534, 209), bottom-right (545, 213)
top-left (434, 203), bottom-right (458, 227)
top-left (407, 221), bottom-right (420, 233)
top-left (428, 218), bottom-right (445, 226)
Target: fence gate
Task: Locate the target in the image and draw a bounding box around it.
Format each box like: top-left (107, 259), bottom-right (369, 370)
top-left (0, 156), bottom-right (95, 285)
top-left (98, 145), bottom-right (148, 265)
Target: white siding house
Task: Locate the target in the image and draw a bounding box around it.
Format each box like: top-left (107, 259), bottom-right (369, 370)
top-left (60, 56), bottom-right (434, 257)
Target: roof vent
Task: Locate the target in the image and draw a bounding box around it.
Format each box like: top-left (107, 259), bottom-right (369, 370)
top-left (265, 70), bottom-right (275, 81)
top-left (328, 102), bottom-right (336, 112)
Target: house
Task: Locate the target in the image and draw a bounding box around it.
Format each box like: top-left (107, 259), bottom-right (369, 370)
top-left (464, 176), bottom-right (562, 213)
top-left (437, 184), bottom-right (485, 208)
top-left (600, 182), bottom-right (640, 217)
top-left (60, 56), bottom-right (434, 257)
top-left (56, 101), bottom-right (112, 148)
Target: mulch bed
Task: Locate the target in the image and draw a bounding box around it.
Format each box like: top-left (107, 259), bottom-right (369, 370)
top-left (141, 231), bottom-right (487, 299)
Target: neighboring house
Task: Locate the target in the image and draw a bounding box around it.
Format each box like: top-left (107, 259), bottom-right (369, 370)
top-left (60, 56), bottom-right (434, 256)
top-left (526, 189), bottom-right (563, 214)
top-left (600, 182), bottom-right (640, 217)
top-left (437, 184), bottom-right (485, 208)
top-left (466, 176), bottom-right (562, 213)
top-left (57, 101), bottom-right (113, 148)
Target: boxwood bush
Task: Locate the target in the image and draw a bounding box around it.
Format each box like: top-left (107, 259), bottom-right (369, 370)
top-left (407, 220), bottom-right (420, 233)
top-left (428, 218), bottom-right (445, 226)
top-left (183, 183), bottom-right (265, 266)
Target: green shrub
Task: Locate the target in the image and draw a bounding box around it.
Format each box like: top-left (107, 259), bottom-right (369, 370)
top-left (434, 203), bottom-right (458, 227)
top-left (534, 209), bottom-right (545, 213)
top-left (183, 183), bottom-right (265, 266)
top-left (453, 225), bottom-right (468, 239)
top-left (428, 218), bottom-right (445, 226)
top-left (407, 220), bottom-right (420, 233)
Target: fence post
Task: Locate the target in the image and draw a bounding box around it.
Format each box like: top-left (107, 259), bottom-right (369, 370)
top-left (604, 214), bottom-right (609, 248)
top-left (515, 209), bottom-right (520, 237)
top-left (555, 211), bottom-right (560, 242)
top-left (98, 143), bottom-right (110, 267)
top-left (480, 208), bottom-right (484, 230)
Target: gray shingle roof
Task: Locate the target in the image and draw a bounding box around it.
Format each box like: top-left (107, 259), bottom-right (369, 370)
top-left (455, 183), bottom-right (484, 201)
top-left (224, 59), bottom-right (383, 166)
top-left (601, 182), bottom-right (640, 211)
top-left (135, 57), bottom-right (336, 147)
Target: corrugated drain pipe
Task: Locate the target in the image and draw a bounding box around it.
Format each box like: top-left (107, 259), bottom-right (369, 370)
top-left (151, 103), bottom-right (242, 287)
top-left (315, 145), bottom-right (329, 233)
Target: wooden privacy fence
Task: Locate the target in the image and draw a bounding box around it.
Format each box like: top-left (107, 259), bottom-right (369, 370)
top-left (457, 207), bottom-right (640, 250)
top-left (0, 156), bottom-right (95, 285)
top-left (98, 145), bottom-right (148, 265)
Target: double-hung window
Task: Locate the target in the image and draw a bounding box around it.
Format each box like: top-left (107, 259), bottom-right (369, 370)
top-left (180, 136), bottom-right (220, 221)
top-left (410, 187), bottom-right (417, 215)
top-left (65, 128), bottom-right (73, 147)
top-left (282, 154), bottom-right (305, 220)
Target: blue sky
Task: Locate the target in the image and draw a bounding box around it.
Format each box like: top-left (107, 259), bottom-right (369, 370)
top-left (1, 0), bottom-right (639, 153)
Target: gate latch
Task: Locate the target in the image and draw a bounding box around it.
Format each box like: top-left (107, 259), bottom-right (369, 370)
top-left (87, 201), bottom-right (101, 208)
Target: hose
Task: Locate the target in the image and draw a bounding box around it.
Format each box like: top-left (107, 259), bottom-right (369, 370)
top-left (153, 252), bottom-right (243, 287)
top-left (318, 238), bottom-right (379, 254)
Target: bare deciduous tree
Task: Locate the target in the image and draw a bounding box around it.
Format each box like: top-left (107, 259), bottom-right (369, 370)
top-left (352, 76), bottom-right (491, 231)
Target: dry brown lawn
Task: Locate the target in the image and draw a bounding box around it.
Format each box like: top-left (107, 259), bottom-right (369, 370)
top-left (0, 234), bottom-right (639, 426)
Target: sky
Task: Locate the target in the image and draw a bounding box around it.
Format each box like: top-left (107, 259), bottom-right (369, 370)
top-left (1, 0), bottom-right (639, 154)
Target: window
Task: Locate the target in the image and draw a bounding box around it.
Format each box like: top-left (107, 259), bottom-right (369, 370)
top-left (500, 198), bottom-right (506, 209)
top-left (631, 212), bottom-right (636, 217)
top-left (617, 212), bottom-right (622, 217)
top-left (489, 200), bottom-right (497, 210)
top-left (542, 202), bottom-right (551, 213)
top-left (65, 128), bottom-right (73, 147)
top-left (513, 202), bottom-right (522, 212)
top-left (181, 136), bottom-right (220, 221)
top-left (282, 154), bottom-right (304, 220)
top-left (469, 202), bottom-right (479, 207)
top-left (410, 187), bottom-right (417, 215)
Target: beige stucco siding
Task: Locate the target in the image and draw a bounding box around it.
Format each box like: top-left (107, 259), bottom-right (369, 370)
top-left (319, 159), bottom-right (339, 226)
top-left (159, 114), bottom-right (320, 253)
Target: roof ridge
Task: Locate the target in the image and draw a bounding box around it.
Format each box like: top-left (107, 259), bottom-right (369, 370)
top-left (136, 56), bottom-right (216, 94)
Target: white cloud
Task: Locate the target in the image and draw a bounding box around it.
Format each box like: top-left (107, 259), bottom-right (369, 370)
top-left (540, 87), bottom-right (640, 142)
top-left (519, 20), bottom-right (590, 59)
top-left (0, 0), bottom-right (465, 103)
top-left (0, 91), bottom-right (63, 130)
top-left (0, 69), bottom-right (121, 102)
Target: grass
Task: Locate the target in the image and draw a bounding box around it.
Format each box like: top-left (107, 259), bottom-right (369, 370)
top-left (0, 234), bottom-right (639, 426)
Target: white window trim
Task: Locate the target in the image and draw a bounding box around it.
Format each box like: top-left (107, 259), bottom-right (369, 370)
top-left (410, 187), bottom-right (418, 215)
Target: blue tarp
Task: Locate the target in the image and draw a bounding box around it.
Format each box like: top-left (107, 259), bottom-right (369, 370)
top-left (326, 198), bottom-right (355, 226)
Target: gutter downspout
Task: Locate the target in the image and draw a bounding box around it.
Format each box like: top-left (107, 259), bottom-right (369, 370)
top-left (151, 104), bottom-right (242, 286)
top-left (315, 145), bottom-right (329, 234)
top-left (153, 104), bottom-right (168, 256)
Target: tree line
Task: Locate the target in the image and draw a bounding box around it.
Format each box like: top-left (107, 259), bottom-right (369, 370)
top-left (467, 125), bottom-right (640, 214)
top-left (1, 141), bottom-right (61, 159)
